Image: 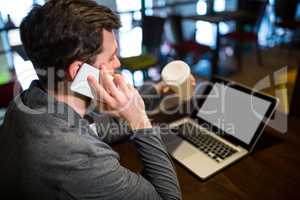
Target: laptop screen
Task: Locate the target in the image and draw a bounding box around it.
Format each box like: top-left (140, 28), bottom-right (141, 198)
top-left (197, 82), bottom-right (272, 145)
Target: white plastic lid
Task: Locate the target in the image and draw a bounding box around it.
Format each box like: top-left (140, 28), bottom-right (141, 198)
top-left (161, 60), bottom-right (190, 86)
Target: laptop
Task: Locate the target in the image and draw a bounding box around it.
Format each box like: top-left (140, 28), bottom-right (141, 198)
top-left (162, 77), bottom-right (279, 180)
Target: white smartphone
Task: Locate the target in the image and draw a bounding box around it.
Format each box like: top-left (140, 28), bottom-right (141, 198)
top-left (70, 63), bottom-right (100, 99)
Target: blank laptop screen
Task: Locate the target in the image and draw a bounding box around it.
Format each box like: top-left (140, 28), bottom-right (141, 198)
top-left (197, 83), bottom-right (271, 144)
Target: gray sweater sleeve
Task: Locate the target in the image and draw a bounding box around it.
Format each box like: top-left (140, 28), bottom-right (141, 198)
top-left (51, 125), bottom-right (181, 200)
top-left (94, 114), bottom-right (131, 144)
top-left (131, 128), bottom-right (182, 200)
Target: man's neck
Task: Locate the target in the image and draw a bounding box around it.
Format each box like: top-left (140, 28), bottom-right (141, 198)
top-left (56, 94), bottom-right (87, 117)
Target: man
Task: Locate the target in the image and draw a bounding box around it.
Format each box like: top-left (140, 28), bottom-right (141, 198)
top-left (0, 0), bottom-right (183, 199)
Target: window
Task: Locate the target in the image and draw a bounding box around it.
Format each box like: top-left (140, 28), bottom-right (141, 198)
top-left (116, 0), bottom-right (143, 58)
top-left (0, 0), bottom-right (44, 87)
top-left (195, 0), bottom-right (231, 47)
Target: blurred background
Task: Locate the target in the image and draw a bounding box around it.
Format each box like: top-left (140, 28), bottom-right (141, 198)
top-left (1, 0), bottom-right (300, 123)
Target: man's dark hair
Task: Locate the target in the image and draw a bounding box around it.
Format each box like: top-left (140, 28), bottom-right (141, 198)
top-left (20, 0), bottom-right (121, 87)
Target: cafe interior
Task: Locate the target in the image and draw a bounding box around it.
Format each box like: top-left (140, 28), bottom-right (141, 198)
top-left (0, 0), bottom-right (300, 199)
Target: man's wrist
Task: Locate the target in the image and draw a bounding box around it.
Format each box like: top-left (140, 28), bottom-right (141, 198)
top-left (129, 116), bottom-right (152, 130)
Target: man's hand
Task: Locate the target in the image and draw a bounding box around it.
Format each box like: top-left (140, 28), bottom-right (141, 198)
top-left (154, 75), bottom-right (196, 95)
top-left (87, 70), bottom-right (152, 130)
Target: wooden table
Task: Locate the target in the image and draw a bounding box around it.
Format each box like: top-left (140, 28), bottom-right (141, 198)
top-left (184, 11), bottom-right (254, 76)
top-left (112, 111), bottom-right (300, 199)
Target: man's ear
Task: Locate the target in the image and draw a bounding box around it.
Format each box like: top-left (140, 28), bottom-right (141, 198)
top-left (67, 61), bottom-right (83, 81)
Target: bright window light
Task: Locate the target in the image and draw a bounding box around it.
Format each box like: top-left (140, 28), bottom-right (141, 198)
top-left (121, 69), bottom-right (134, 86)
top-left (196, 21), bottom-right (216, 47)
top-left (116, 0), bottom-right (143, 58)
top-left (116, 0), bottom-right (141, 12)
top-left (145, 0), bottom-right (153, 8)
top-left (13, 53), bottom-right (39, 90)
top-left (214, 0), bottom-right (226, 12)
top-left (219, 22), bottom-right (230, 34)
top-left (119, 27), bottom-right (142, 58)
top-left (145, 9), bottom-right (154, 16)
top-left (133, 70), bottom-right (144, 87)
top-left (7, 29), bottom-right (22, 46)
top-left (196, 0), bottom-right (207, 15)
top-left (148, 67), bottom-right (160, 81)
top-left (119, 13), bottom-right (133, 32)
top-left (33, 0), bottom-right (45, 5)
top-left (133, 11), bottom-right (142, 21)
top-left (0, 1), bottom-right (34, 26)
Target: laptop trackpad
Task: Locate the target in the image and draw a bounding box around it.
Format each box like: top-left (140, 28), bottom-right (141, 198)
top-left (162, 135), bottom-right (198, 160)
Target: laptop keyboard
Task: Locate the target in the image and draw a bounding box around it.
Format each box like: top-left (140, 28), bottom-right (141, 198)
top-left (175, 122), bottom-right (238, 163)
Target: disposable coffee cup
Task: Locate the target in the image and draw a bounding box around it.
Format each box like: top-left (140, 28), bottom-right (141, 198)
top-left (161, 60), bottom-right (193, 101)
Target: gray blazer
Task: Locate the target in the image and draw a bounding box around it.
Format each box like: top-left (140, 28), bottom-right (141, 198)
top-left (0, 81), bottom-right (182, 200)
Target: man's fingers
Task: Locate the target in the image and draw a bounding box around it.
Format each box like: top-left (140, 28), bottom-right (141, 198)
top-left (87, 75), bottom-right (116, 106)
top-left (113, 74), bottom-right (130, 96)
top-left (101, 70), bottom-right (122, 99)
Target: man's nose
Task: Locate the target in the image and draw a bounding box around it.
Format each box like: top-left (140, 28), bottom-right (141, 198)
top-left (114, 57), bottom-right (121, 69)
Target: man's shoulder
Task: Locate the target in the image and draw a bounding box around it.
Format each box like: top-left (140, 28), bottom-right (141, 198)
top-left (5, 96), bottom-right (66, 129)
top-left (3, 94), bottom-right (117, 156)
top-left (2, 95), bottom-right (86, 145)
